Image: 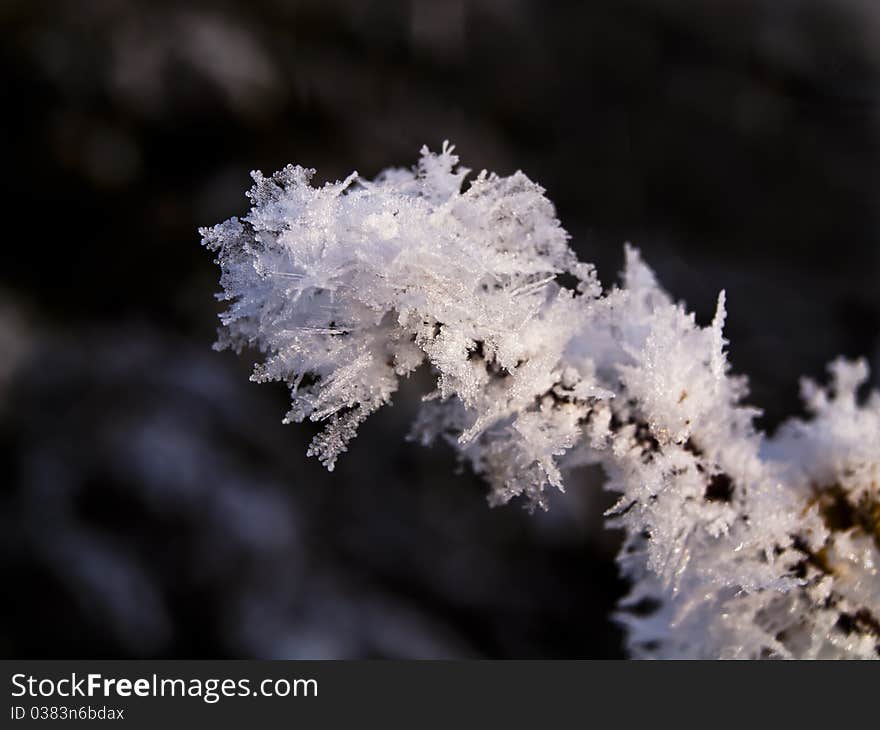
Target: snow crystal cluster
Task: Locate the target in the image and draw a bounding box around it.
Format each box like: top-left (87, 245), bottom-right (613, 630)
top-left (201, 143), bottom-right (879, 659)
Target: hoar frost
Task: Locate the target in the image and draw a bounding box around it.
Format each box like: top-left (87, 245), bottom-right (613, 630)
top-left (202, 143), bottom-right (880, 659)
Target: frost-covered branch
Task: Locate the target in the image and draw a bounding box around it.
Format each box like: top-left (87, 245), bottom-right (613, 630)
top-left (201, 143), bottom-right (879, 659)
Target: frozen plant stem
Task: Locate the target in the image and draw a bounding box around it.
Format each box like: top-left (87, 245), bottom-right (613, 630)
top-left (201, 143), bottom-right (880, 659)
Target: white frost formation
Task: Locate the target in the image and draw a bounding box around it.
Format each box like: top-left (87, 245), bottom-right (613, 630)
top-left (202, 143), bottom-right (879, 659)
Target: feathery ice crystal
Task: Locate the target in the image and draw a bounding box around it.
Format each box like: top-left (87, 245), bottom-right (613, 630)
top-left (201, 143), bottom-right (879, 659)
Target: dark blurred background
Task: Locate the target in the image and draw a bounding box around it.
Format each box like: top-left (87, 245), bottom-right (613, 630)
top-left (1, 0), bottom-right (878, 658)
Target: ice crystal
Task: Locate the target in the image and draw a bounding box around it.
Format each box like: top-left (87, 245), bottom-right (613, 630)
top-left (202, 144), bottom-right (879, 659)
